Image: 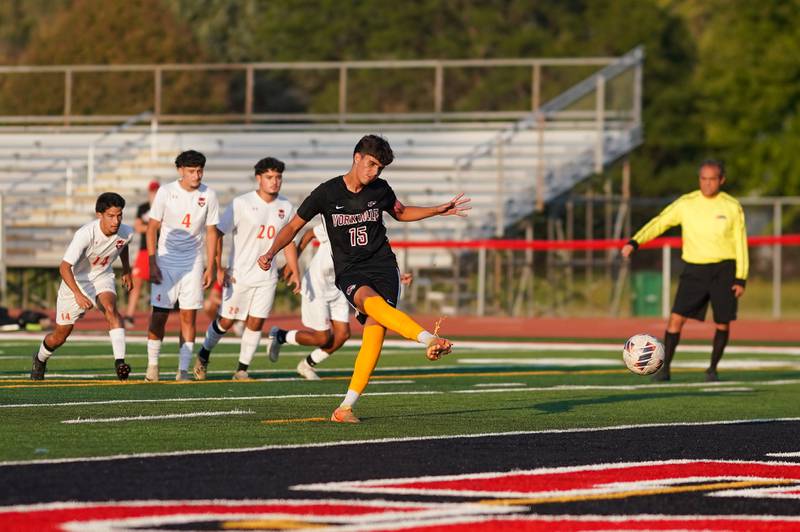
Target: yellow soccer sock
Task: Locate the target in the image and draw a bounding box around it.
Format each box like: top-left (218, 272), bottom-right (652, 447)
top-left (347, 324), bottom-right (386, 395)
top-left (363, 296), bottom-right (425, 342)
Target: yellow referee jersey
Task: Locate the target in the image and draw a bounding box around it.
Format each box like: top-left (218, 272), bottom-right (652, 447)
top-left (631, 190), bottom-right (749, 281)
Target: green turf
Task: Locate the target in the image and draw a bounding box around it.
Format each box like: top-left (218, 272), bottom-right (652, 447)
top-left (1, 338), bottom-right (799, 462)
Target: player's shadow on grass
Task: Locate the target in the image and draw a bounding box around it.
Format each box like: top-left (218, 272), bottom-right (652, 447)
top-left (533, 389), bottom-right (754, 414)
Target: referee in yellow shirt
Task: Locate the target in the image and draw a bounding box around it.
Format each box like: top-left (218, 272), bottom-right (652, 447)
top-left (621, 160), bottom-right (749, 382)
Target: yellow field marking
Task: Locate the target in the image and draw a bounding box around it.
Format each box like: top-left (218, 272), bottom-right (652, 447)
top-left (262, 417), bottom-right (328, 425)
top-left (222, 519), bottom-right (326, 529)
top-left (480, 479), bottom-right (796, 506)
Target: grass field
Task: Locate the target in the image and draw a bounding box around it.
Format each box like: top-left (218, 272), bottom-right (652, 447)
top-left (3, 336), bottom-right (799, 463)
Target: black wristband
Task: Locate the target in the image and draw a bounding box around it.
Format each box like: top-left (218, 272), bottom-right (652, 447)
top-left (627, 239), bottom-right (639, 250)
top-left (733, 278), bottom-right (746, 288)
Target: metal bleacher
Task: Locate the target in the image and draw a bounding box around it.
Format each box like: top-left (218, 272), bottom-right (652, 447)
top-left (0, 47), bottom-right (643, 270)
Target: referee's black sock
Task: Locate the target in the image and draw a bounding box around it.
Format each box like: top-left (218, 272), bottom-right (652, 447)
top-left (237, 362), bottom-right (249, 372)
top-left (709, 328), bottom-right (729, 371)
top-left (663, 331), bottom-right (680, 371)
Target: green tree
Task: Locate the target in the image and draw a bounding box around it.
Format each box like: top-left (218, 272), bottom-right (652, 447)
top-left (690, 0), bottom-right (800, 196)
top-left (0, 0), bottom-right (225, 116)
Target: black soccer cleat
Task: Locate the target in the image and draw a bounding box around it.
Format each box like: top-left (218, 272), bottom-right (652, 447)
top-left (30, 352), bottom-right (47, 381)
top-left (115, 360), bottom-right (131, 381)
top-left (651, 369), bottom-right (671, 382)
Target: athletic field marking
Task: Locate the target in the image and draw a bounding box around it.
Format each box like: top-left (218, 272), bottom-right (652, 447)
top-left (474, 383), bottom-right (525, 387)
top-left (3, 417), bottom-right (799, 468)
top-left (459, 358), bottom-right (800, 370)
top-left (0, 391), bottom-right (442, 409)
top-left (61, 409), bottom-right (254, 424)
top-left (767, 452), bottom-right (800, 458)
top-left (700, 387), bottom-right (753, 393)
top-left (367, 380), bottom-right (415, 385)
top-left (480, 479), bottom-right (793, 506)
top-left (5, 366), bottom-right (789, 389)
top-left (262, 417), bottom-right (328, 425)
top-left (3, 378), bottom-right (800, 409)
top-left (2, 332), bottom-right (799, 354)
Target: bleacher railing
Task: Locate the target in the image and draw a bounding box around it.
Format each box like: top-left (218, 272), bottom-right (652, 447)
top-left (452, 46), bottom-right (644, 238)
top-left (0, 55), bottom-right (633, 126)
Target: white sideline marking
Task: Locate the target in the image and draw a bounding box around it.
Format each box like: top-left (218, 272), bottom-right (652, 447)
top-left (61, 409), bottom-right (254, 424)
top-left (2, 378), bottom-right (800, 410)
top-left (766, 452), bottom-right (800, 458)
top-left (367, 380), bottom-right (414, 385)
top-left (459, 358), bottom-right (800, 369)
top-left (700, 387), bottom-right (753, 393)
top-left (0, 390), bottom-right (442, 409)
top-left (474, 383), bottom-right (525, 387)
top-left (2, 417), bottom-right (800, 468)
top-left (2, 332), bottom-right (799, 354)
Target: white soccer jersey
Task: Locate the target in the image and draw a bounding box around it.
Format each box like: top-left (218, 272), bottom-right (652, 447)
top-left (303, 222), bottom-right (339, 299)
top-left (62, 219), bottom-right (134, 284)
top-left (218, 191), bottom-right (294, 287)
top-left (149, 180), bottom-right (219, 268)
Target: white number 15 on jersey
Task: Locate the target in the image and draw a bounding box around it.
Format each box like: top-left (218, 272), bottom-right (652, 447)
top-left (348, 226), bottom-right (368, 246)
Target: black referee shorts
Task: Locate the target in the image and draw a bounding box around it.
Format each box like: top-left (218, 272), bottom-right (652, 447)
top-left (336, 263), bottom-right (401, 325)
top-left (673, 260), bottom-right (738, 323)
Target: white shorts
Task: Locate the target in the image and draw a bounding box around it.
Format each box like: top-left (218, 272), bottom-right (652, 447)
top-left (301, 288), bottom-right (350, 331)
top-left (150, 261), bottom-right (204, 310)
top-left (55, 276), bottom-right (116, 325)
top-left (219, 281), bottom-right (277, 321)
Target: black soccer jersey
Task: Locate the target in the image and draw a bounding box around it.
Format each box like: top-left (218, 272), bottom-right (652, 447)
top-left (296, 175), bottom-right (398, 278)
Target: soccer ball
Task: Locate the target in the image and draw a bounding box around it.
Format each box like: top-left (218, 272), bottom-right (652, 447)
top-left (622, 333), bottom-right (665, 376)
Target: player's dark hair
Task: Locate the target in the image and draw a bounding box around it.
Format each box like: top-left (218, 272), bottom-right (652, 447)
top-left (95, 192), bottom-right (125, 213)
top-left (254, 157), bottom-right (285, 175)
top-left (175, 150), bottom-right (206, 168)
top-left (353, 135), bottom-right (394, 166)
top-left (700, 159), bottom-right (725, 178)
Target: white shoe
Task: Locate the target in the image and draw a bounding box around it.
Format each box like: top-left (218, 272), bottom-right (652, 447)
top-left (232, 369), bottom-right (252, 381)
top-left (145, 364), bottom-right (159, 382)
top-left (296, 359), bottom-right (320, 380)
top-left (175, 370), bottom-right (190, 381)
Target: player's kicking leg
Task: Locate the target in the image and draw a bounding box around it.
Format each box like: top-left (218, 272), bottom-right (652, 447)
top-left (96, 291), bottom-right (130, 380)
top-left (331, 281), bottom-right (452, 423)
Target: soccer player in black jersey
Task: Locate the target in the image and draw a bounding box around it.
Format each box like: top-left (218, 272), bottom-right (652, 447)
top-left (259, 134), bottom-right (470, 423)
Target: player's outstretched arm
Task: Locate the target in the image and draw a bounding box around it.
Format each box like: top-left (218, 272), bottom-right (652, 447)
top-left (59, 260), bottom-right (93, 310)
top-left (259, 214), bottom-right (307, 271)
top-left (390, 193), bottom-right (471, 222)
top-left (119, 244), bottom-right (133, 291)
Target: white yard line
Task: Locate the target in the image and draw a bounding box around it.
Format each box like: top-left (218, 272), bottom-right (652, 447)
top-left (473, 383), bottom-right (526, 387)
top-left (61, 409), bottom-right (254, 424)
top-left (1, 333), bottom-right (799, 355)
top-left (2, 416), bottom-right (800, 468)
top-left (3, 378), bottom-right (799, 410)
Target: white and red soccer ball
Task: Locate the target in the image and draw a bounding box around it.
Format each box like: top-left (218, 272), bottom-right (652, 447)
top-left (623, 333), bottom-right (665, 375)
